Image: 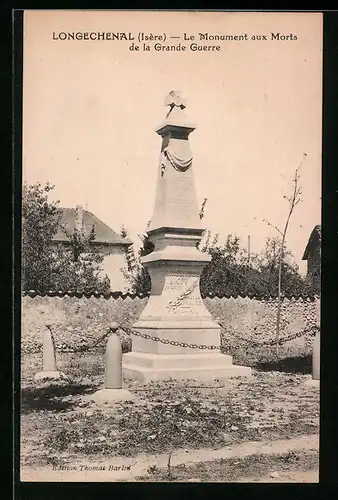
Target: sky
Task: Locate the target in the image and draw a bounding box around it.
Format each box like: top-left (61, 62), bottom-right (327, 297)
top-left (23, 11), bottom-right (322, 274)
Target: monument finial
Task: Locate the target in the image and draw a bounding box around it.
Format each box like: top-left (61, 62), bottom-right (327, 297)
top-left (165, 90), bottom-right (186, 111)
top-left (157, 90), bottom-right (195, 135)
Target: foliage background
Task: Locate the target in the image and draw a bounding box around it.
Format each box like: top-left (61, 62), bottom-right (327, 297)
top-left (123, 228), bottom-right (319, 297)
top-left (22, 182), bottom-right (111, 293)
top-left (22, 182), bottom-right (319, 298)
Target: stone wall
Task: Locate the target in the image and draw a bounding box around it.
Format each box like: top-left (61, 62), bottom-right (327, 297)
top-left (21, 293), bottom-right (319, 355)
top-left (21, 293), bottom-right (146, 354)
top-left (204, 295), bottom-right (319, 338)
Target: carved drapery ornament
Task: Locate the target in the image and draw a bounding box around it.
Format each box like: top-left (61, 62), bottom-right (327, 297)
top-left (162, 144), bottom-right (193, 173)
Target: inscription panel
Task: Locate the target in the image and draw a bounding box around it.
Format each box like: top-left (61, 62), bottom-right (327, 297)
top-left (164, 273), bottom-right (203, 315)
top-left (166, 274), bottom-right (190, 290)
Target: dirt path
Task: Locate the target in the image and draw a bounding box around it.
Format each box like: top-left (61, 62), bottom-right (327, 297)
top-left (20, 434), bottom-right (319, 482)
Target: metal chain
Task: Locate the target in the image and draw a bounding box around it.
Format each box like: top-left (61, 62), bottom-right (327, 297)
top-left (48, 324), bottom-right (114, 352)
top-left (121, 326), bottom-right (220, 350)
top-left (218, 321), bottom-right (319, 347)
top-left (123, 324), bottom-right (318, 350)
top-left (47, 322), bottom-right (319, 353)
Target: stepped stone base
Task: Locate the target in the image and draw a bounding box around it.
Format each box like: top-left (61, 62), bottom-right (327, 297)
top-left (123, 352), bottom-right (251, 383)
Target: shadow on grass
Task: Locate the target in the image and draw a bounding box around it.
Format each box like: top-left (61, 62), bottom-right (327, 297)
top-left (255, 355), bottom-right (312, 374)
top-left (21, 383), bottom-right (98, 413)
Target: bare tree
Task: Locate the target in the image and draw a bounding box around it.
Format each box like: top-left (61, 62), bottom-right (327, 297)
top-left (263, 153), bottom-right (307, 358)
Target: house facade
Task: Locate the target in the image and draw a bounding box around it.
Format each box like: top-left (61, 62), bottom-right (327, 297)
top-left (52, 205), bottom-right (132, 292)
top-left (302, 224), bottom-right (321, 293)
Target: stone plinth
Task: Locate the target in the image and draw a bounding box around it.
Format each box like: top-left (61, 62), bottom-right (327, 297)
top-left (123, 91), bottom-right (251, 382)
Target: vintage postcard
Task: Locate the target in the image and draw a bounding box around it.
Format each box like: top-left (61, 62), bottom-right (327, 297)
top-left (20, 10), bottom-right (322, 483)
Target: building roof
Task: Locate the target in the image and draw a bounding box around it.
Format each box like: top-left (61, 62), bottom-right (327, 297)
top-left (302, 225), bottom-right (321, 260)
top-left (53, 208), bottom-right (132, 246)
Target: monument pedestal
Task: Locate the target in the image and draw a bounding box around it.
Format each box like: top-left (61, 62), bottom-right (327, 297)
top-left (123, 352), bottom-right (251, 383)
top-left (123, 91), bottom-right (251, 383)
top-left (122, 234), bottom-right (251, 382)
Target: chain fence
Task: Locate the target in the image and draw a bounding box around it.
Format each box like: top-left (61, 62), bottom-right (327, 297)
top-left (218, 321), bottom-right (319, 348)
top-left (121, 325), bottom-right (220, 350)
top-left (47, 324), bottom-right (113, 353)
top-left (47, 321), bottom-right (320, 354)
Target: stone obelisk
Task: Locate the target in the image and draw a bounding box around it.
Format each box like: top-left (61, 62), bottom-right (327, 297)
top-left (123, 91), bottom-right (251, 382)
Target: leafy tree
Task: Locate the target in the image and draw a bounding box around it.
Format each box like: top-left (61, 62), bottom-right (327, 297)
top-left (22, 182), bottom-right (110, 293)
top-left (119, 194), bottom-right (313, 299)
top-left (302, 269), bottom-right (321, 296)
top-left (200, 232), bottom-right (310, 298)
top-left (22, 181), bottom-right (61, 291)
top-left (252, 236), bottom-right (305, 296)
top-left (200, 233), bottom-right (263, 296)
top-left (121, 223), bottom-right (312, 299)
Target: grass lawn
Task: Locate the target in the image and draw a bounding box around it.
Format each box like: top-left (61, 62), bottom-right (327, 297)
top-left (137, 449), bottom-right (319, 482)
top-left (20, 349), bottom-right (319, 471)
